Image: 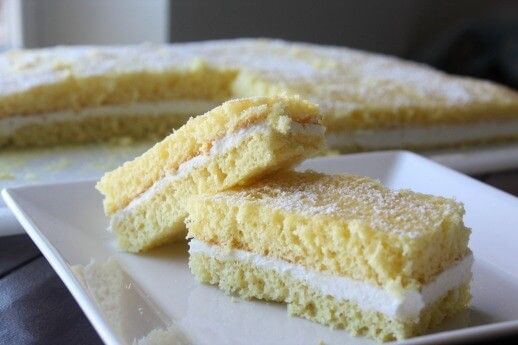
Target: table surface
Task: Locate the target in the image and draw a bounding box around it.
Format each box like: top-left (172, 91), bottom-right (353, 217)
top-left (1, 170), bottom-right (518, 345)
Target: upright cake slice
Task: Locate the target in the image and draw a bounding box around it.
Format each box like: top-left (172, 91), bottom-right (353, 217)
top-left (186, 171), bottom-right (472, 342)
top-left (96, 96), bottom-right (325, 252)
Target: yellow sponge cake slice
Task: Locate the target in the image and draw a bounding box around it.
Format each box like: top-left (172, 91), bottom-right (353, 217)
top-left (96, 96), bottom-right (325, 252)
top-left (186, 171), bottom-right (472, 341)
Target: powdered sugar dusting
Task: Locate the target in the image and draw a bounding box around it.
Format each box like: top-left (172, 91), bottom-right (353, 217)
top-left (210, 171), bottom-right (465, 237)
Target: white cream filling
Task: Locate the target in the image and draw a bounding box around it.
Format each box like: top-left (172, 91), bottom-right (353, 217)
top-left (189, 239), bottom-right (473, 321)
top-left (109, 121), bottom-right (325, 228)
top-left (0, 100), bottom-right (221, 135)
top-left (326, 119), bottom-right (518, 149)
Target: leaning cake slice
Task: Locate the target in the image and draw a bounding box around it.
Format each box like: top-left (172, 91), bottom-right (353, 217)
top-left (96, 96), bottom-right (325, 252)
top-left (186, 171), bottom-right (472, 342)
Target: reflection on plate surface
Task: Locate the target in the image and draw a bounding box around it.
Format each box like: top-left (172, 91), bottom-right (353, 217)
top-left (73, 257), bottom-right (190, 345)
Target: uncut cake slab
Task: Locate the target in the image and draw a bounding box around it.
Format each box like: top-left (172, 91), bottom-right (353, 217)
top-left (4, 151), bottom-right (518, 345)
top-left (2, 39), bottom-right (518, 151)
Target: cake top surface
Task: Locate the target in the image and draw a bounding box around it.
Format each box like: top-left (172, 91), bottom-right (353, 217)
top-left (206, 170), bottom-right (465, 238)
top-left (2, 38), bottom-right (517, 115)
top-left (96, 96), bottom-right (324, 215)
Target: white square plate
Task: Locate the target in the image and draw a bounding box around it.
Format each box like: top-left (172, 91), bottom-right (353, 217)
top-left (3, 151), bottom-right (518, 345)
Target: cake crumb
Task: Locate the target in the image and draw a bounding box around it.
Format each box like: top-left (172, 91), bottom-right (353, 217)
top-left (323, 149), bottom-right (340, 156)
top-left (0, 171), bottom-right (15, 180)
top-left (23, 172), bottom-right (38, 181)
top-left (44, 157), bottom-right (70, 172)
top-left (135, 324), bottom-right (190, 345)
top-left (110, 136), bottom-right (135, 146)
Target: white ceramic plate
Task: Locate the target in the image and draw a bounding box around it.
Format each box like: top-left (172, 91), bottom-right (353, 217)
top-left (428, 143), bottom-right (518, 175)
top-left (2, 151), bottom-right (518, 345)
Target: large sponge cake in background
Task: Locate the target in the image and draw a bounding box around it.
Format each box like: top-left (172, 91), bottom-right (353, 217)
top-left (1, 39), bottom-right (517, 151)
top-left (96, 96), bottom-right (325, 252)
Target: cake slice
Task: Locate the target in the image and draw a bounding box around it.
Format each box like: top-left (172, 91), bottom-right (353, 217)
top-left (96, 96), bottom-right (325, 252)
top-left (186, 171), bottom-right (472, 342)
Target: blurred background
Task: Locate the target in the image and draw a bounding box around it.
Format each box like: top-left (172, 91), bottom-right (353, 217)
top-left (1, 0), bottom-right (517, 88)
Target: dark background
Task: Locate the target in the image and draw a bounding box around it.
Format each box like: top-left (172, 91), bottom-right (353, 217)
top-left (170, 0), bottom-right (518, 88)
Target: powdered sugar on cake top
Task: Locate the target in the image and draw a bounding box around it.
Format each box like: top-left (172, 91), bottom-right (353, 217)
top-left (209, 171), bottom-right (465, 238)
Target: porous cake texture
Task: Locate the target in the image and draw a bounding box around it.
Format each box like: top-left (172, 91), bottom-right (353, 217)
top-left (96, 96), bottom-right (325, 252)
top-left (186, 171), bottom-right (472, 341)
top-left (189, 249), bottom-right (471, 342)
top-left (2, 39), bottom-right (518, 150)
